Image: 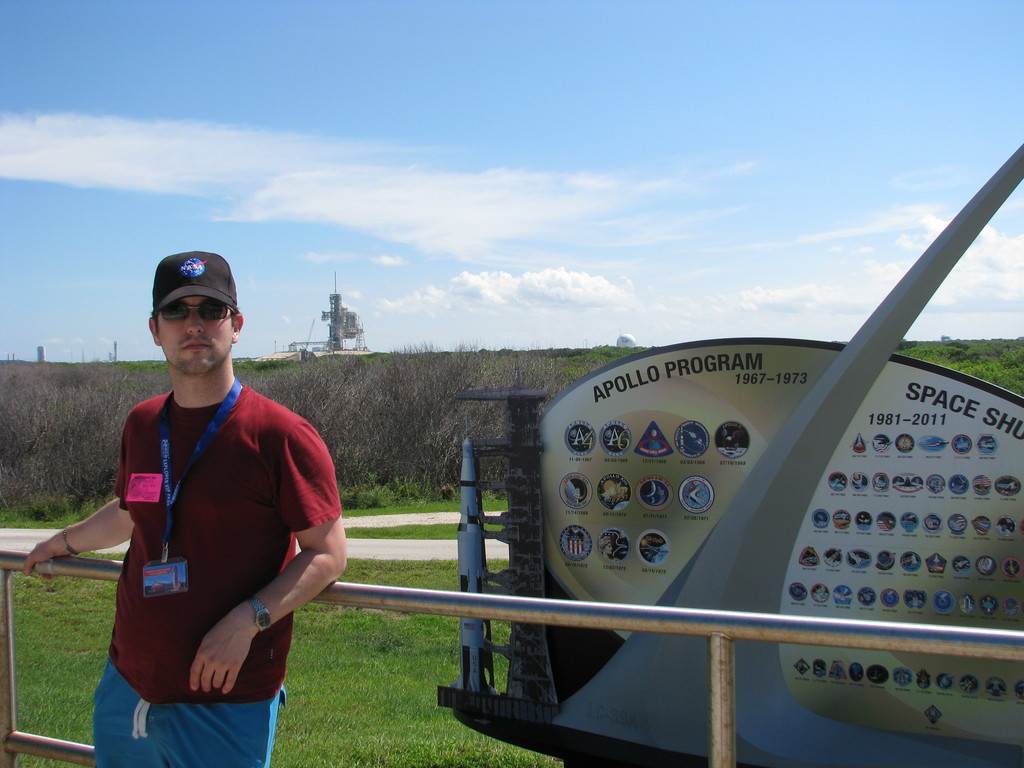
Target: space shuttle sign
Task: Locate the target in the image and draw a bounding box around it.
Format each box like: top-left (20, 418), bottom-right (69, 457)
top-left (539, 338), bottom-right (1023, 753)
top-left (450, 143), bottom-right (1024, 766)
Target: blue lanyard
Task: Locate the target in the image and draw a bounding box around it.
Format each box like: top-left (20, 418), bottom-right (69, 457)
top-left (158, 378), bottom-right (242, 561)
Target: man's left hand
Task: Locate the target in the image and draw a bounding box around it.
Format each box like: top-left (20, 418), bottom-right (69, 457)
top-left (189, 604), bottom-right (259, 694)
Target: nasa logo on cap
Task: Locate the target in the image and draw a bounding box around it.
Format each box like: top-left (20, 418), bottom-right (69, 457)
top-left (179, 257), bottom-right (207, 278)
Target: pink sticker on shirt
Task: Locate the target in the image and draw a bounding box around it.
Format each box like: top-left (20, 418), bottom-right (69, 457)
top-left (126, 473), bottom-right (163, 503)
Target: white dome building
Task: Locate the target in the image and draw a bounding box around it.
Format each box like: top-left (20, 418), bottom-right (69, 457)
top-left (616, 333), bottom-right (637, 348)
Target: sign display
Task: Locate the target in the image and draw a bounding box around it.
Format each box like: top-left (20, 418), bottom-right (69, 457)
top-left (543, 340), bottom-right (835, 608)
top-left (781, 358), bottom-right (1022, 741)
top-left (539, 339), bottom-right (1023, 762)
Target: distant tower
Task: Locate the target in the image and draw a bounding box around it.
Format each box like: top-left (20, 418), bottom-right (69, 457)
top-left (321, 275), bottom-right (367, 351)
top-left (37, 346), bottom-right (46, 362)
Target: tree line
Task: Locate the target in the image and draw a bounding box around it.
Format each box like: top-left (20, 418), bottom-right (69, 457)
top-left (0, 347), bottom-right (626, 514)
top-left (1, 340), bottom-right (1019, 516)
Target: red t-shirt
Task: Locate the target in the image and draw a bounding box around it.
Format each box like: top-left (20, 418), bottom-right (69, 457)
top-left (111, 386), bottom-right (341, 704)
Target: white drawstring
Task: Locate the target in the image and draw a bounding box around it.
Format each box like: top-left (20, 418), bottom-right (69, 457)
top-left (132, 698), bottom-right (151, 740)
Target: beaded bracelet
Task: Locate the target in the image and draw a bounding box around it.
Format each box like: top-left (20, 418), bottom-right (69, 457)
top-left (61, 527), bottom-right (80, 556)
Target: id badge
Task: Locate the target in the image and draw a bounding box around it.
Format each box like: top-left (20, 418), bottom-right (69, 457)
top-left (142, 558), bottom-right (189, 597)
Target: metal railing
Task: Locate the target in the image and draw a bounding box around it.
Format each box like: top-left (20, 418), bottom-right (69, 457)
top-left (2, 551), bottom-right (1023, 768)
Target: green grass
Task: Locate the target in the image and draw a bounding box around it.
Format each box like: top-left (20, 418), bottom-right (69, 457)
top-left (11, 558), bottom-right (559, 768)
top-left (0, 497), bottom-right (504, 529)
top-left (346, 523), bottom-right (455, 540)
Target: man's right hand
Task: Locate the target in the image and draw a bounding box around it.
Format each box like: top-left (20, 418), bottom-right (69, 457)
top-left (21, 532), bottom-right (71, 578)
top-left (20, 499), bottom-right (134, 578)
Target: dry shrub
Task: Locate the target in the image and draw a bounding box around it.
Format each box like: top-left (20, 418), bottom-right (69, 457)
top-left (0, 348), bottom-right (585, 509)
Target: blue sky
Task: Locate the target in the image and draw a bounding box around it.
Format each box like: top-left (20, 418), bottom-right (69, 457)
top-left (2, 1), bottom-right (1022, 362)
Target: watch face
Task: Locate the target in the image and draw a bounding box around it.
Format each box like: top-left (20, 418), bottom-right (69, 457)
top-left (250, 598), bottom-right (272, 630)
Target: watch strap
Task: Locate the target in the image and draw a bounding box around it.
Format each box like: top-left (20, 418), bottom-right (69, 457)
top-left (247, 596), bottom-right (272, 630)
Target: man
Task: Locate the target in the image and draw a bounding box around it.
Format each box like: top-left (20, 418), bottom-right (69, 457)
top-left (24, 251), bottom-right (346, 767)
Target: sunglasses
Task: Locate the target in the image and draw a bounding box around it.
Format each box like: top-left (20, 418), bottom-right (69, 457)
top-left (157, 301), bottom-right (234, 321)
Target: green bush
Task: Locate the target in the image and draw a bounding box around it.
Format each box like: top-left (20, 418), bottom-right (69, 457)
top-left (1, 341), bottom-right (1018, 513)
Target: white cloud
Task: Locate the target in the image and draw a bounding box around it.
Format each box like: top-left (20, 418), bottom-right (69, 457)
top-left (371, 254), bottom-right (408, 267)
top-left (377, 267), bottom-right (635, 316)
top-left (0, 112), bottom-right (365, 193)
top-left (887, 213), bottom-right (1024, 308)
top-left (0, 111), bottom-right (710, 262)
top-left (225, 165), bottom-right (662, 258)
top-left (720, 215), bottom-right (1024, 321)
top-left (793, 205), bottom-right (937, 245)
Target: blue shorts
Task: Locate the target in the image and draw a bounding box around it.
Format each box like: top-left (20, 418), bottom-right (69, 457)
top-left (93, 659), bottom-right (284, 768)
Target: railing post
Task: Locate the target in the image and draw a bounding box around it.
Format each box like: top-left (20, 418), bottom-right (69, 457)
top-left (707, 632), bottom-right (735, 768)
top-left (0, 570), bottom-right (19, 768)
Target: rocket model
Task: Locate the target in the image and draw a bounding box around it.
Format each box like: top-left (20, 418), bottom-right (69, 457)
top-left (454, 423), bottom-right (495, 693)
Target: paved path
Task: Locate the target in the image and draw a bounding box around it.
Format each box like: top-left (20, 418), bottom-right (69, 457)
top-left (0, 512), bottom-right (509, 561)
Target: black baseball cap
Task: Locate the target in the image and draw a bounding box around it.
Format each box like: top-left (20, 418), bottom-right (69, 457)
top-left (152, 251), bottom-right (238, 312)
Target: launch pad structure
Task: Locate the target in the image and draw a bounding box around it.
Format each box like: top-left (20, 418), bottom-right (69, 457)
top-left (285, 278), bottom-right (368, 356)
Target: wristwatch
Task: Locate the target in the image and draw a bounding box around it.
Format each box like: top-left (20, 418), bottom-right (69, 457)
top-left (248, 597), bottom-right (272, 631)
